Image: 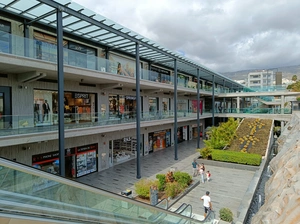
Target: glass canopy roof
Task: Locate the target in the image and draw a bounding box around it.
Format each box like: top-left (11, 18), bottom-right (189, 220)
top-left (0, 0), bottom-right (242, 88)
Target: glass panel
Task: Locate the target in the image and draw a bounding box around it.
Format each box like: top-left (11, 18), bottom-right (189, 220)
top-left (0, 158), bottom-right (201, 224)
top-left (0, 93), bottom-right (3, 129)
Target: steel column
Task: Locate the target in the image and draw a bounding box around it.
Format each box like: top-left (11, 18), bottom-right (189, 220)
top-left (223, 79), bottom-right (225, 122)
top-left (174, 59), bottom-right (178, 160)
top-left (212, 75), bottom-right (215, 126)
top-left (135, 42), bottom-right (141, 179)
top-left (197, 68), bottom-right (200, 149)
top-left (24, 20), bottom-right (29, 57)
top-left (57, 9), bottom-right (65, 177)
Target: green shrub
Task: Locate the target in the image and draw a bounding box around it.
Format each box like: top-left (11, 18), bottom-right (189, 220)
top-left (211, 149), bottom-right (261, 166)
top-left (134, 179), bottom-right (157, 199)
top-left (198, 147), bottom-right (212, 159)
top-left (173, 171), bottom-right (192, 187)
top-left (156, 174), bottom-right (166, 191)
top-left (165, 182), bottom-right (184, 199)
top-left (219, 207), bottom-right (233, 222)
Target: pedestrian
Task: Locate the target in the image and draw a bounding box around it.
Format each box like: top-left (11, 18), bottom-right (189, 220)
top-left (201, 191), bottom-right (212, 218)
top-left (199, 164), bottom-right (205, 183)
top-left (201, 163), bottom-right (205, 172)
top-left (206, 171), bottom-right (211, 182)
top-left (192, 159), bottom-right (198, 177)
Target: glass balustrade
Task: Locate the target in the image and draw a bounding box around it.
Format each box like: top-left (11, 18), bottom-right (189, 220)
top-left (0, 158), bottom-right (212, 224)
top-left (0, 32), bottom-right (216, 92)
top-left (0, 107), bottom-right (291, 137)
top-left (0, 111), bottom-right (201, 137)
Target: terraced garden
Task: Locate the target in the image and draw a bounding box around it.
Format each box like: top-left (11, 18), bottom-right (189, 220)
top-left (228, 118), bottom-right (273, 155)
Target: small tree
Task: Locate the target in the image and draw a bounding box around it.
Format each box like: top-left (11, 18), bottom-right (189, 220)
top-left (292, 75), bottom-right (298, 81)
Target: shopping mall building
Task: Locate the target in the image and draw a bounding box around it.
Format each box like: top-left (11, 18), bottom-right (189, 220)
top-left (0, 0), bottom-right (244, 179)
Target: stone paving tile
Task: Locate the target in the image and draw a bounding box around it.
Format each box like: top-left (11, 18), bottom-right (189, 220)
top-left (77, 139), bottom-right (255, 222)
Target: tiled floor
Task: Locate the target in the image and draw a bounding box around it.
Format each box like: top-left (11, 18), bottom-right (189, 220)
top-left (77, 139), bottom-right (255, 221)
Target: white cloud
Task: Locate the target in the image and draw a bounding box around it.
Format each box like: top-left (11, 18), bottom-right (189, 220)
top-left (72, 0), bottom-right (300, 73)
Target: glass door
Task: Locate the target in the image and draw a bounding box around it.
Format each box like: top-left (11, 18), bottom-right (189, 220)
top-left (0, 87), bottom-right (11, 129)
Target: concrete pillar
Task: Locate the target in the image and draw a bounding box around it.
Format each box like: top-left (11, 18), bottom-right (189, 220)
top-left (281, 121), bottom-right (284, 132)
top-left (281, 95), bottom-right (284, 114)
top-left (237, 96), bottom-right (240, 113)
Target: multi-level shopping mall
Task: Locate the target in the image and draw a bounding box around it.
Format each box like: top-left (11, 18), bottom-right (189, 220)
top-left (1, 0), bottom-right (299, 223)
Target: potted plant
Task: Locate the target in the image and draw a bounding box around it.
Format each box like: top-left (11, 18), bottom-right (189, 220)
top-left (219, 207), bottom-right (233, 223)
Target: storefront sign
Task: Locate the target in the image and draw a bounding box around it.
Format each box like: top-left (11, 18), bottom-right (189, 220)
top-left (151, 66), bottom-right (170, 75)
top-left (72, 92), bottom-right (89, 99)
top-left (77, 144), bottom-right (97, 153)
top-left (125, 96), bottom-right (136, 100)
top-left (32, 151), bottom-right (59, 164)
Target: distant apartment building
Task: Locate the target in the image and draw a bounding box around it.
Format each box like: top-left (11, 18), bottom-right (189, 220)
top-left (247, 71), bottom-right (282, 88)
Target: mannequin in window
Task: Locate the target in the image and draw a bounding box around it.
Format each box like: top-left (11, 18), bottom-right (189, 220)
top-left (42, 100), bottom-right (51, 122)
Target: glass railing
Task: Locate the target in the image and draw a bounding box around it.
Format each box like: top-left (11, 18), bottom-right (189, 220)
top-left (0, 157), bottom-right (212, 224)
top-left (214, 108), bottom-right (292, 114)
top-left (1, 31), bottom-right (216, 93)
top-left (220, 85), bottom-right (289, 93)
top-left (0, 111), bottom-right (203, 136)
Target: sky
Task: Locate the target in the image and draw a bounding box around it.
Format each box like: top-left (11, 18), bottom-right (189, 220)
top-left (72, 0), bottom-right (300, 73)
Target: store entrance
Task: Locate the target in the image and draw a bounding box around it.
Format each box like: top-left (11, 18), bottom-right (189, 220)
top-left (0, 87), bottom-right (11, 129)
top-left (109, 135), bottom-right (143, 166)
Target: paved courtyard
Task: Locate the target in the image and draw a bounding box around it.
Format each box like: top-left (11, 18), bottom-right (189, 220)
top-left (77, 139), bottom-right (256, 221)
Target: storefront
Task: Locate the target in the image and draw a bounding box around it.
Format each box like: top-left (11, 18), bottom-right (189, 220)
top-left (34, 31), bottom-right (96, 69)
top-left (177, 126), bottom-right (188, 143)
top-left (32, 143), bottom-right (98, 178)
top-left (192, 124), bottom-right (203, 139)
top-left (109, 94), bottom-right (138, 119)
top-left (150, 66), bottom-right (171, 83)
top-left (109, 135), bottom-right (143, 166)
top-left (149, 97), bottom-right (158, 113)
top-left (191, 100), bottom-right (203, 114)
top-left (148, 129), bottom-right (171, 153)
top-left (177, 99), bottom-right (188, 112)
top-left (33, 89), bottom-right (96, 125)
top-left (162, 98), bottom-right (170, 112)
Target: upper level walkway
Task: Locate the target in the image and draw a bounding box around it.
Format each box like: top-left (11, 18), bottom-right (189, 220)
top-left (0, 109), bottom-right (292, 146)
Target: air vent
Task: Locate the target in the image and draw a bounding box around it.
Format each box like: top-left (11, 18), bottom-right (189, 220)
top-left (79, 83), bottom-right (96, 87)
top-left (114, 87), bottom-right (123, 90)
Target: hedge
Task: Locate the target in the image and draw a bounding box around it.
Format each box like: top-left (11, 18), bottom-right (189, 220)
top-left (211, 149), bottom-right (261, 166)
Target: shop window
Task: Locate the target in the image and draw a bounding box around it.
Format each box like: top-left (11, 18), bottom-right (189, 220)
top-left (149, 97), bottom-right (158, 113)
top-left (0, 19), bottom-right (11, 53)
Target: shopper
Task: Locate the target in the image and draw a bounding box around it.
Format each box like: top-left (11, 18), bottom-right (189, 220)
top-left (206, 171), bottom-right (211, 182)
top-left (201, 191), bottom-right (212, 218)
top-left (199, 164), bottom-right (205, 183)
top-left (192, 159), bottom-right (198, 177)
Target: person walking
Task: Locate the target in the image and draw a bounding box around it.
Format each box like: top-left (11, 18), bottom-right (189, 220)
top-left (206, 171), bottom-right (211, 182)
top-left (199, 164), bottom-right (205, 183)
top-left (192, 159), bottom-right (198, 177)
top-left (201, 191), bottom-right (212, 218)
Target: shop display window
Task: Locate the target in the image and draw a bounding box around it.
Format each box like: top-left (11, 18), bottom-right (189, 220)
top-left (149, 97), bottom-right (158, 113)
top-left (148, 129), bottom-right (171, 153)
top-left (0, 19), bottom-right (11, 53)
top-left (34, 90), bottom-right (96, 125)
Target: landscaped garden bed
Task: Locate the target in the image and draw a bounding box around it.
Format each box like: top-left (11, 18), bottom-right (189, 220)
top-left (134, 170), bottom-right (193, 204)
top-left (198, 118), bottom-right (272, 166)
